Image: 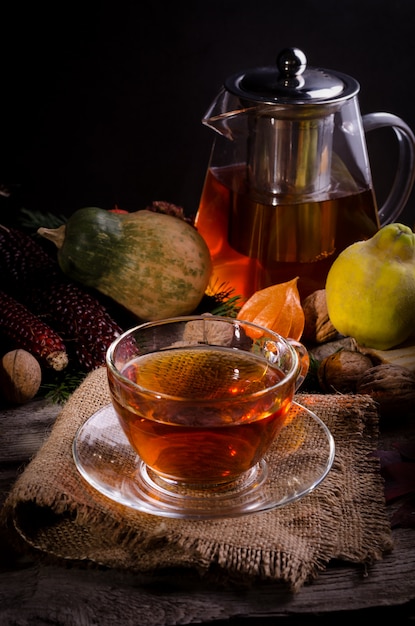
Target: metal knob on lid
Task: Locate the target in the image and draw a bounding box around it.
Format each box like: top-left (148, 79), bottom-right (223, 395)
top-left (277, 47), bottom-right (307, 80)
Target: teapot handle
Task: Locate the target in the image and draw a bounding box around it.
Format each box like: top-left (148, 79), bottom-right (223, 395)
top-left (362, 112), bottom-right (415, 225)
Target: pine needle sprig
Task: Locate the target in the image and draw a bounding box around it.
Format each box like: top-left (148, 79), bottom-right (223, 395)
top-left (209, 294), bottom-right (242, 317)
top-left (196, 281), bottom-right (243, 318)
top-left (17, 207), bottom-right (67, 230)
top-left (40, 367), bottom-right (88, 404)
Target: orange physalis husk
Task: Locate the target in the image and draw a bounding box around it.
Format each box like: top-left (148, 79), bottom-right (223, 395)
top-left (236, 277), bottom-right (305, 340)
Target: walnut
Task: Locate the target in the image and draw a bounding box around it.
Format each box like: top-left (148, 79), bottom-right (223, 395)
top-left (302, 289), bottom-right (338, 344)
top-left (182, 316), bottom-right (235, 346)
top-left (0, 349), bottom-right (42, 404)
top-left (309, 336), bottom-right (358, 363)
top-left (356, 364), bottom-right (415, 417)
top-left (318, 349), bottom-right (374, 393)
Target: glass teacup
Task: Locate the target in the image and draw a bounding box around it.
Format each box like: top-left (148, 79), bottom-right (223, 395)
top-left (106, 315), bottom-right (309, 493)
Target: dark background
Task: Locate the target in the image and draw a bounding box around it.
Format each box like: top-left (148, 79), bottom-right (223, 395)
top-left (1, 0), bottom-right (415, 227)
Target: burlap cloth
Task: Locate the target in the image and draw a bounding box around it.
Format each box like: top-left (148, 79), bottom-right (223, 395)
top-left (2, 367), bottom-right (393, 591)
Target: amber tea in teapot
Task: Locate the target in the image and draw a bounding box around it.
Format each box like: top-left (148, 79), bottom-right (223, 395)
top-left (195, 48), bottom-right (415, 301)
top-left (197, 163), bottom-right (380, 299)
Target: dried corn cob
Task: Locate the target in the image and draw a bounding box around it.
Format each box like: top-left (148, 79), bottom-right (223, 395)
top-left (0, 224), bottom-right (63, 288)
top-left (28, 279), bottom-right (124, 370)
top-left (0, 225), bottom-right (124, 370)
top-left (0, 290), bottom-right (68, 371)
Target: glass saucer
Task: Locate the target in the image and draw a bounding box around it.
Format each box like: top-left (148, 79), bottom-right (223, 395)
top-left (73, 402), bottom-right (335, 520)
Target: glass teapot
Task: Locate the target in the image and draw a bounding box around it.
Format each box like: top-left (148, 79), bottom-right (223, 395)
top-left (195, 47), bottom-right (415, 300)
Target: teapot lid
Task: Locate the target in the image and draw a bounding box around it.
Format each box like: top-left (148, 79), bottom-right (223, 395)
top-left (225, 48), bottom-right (359, 105)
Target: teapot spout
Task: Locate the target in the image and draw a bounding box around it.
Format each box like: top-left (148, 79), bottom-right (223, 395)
top-left (202, 87), bottom-right (256, 140)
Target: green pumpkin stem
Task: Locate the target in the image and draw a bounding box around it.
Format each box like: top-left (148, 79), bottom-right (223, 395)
top-left (37, 225), bottom-right (66, 250)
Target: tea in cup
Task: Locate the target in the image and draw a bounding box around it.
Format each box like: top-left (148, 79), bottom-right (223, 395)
top-left (106, 315), bottom-right (309, 491)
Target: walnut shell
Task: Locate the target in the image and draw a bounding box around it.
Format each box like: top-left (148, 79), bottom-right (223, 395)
top-left (0, 349), bottom-right (42, 405)
top-left (301, 289), bottom-right (338, 344)
top-left (183, 316), bottom-right (235, 346)
top-left (309, 336), bottom-right (358, 363)
top-left (318, 349), bottom-right (374, 393)
top-left (356, 364), bottom-right (415, 417)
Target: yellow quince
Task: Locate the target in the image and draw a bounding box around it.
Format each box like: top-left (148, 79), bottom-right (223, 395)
top-left (325, 223), bottom-right (415, 350)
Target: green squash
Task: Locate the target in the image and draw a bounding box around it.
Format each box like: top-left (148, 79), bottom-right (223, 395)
top-left (38, 207), bottom-right (212, 321)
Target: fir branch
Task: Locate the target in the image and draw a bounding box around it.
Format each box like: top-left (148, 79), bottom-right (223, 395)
top-left (199, 281), bottom-right (243, 318)
top-left (209, 294), bottom-right (242, 317)
top-left (40, 367), bottom-right (88, 404)
top-left (17, 207), bottom-right (67, 230)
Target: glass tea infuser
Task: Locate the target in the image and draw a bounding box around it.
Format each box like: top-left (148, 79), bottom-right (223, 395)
top-left (195, 47), bottom-right (415, 300)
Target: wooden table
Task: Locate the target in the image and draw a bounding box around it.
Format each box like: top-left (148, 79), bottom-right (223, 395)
top-left (1, 397), bottom-right (414, 625)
